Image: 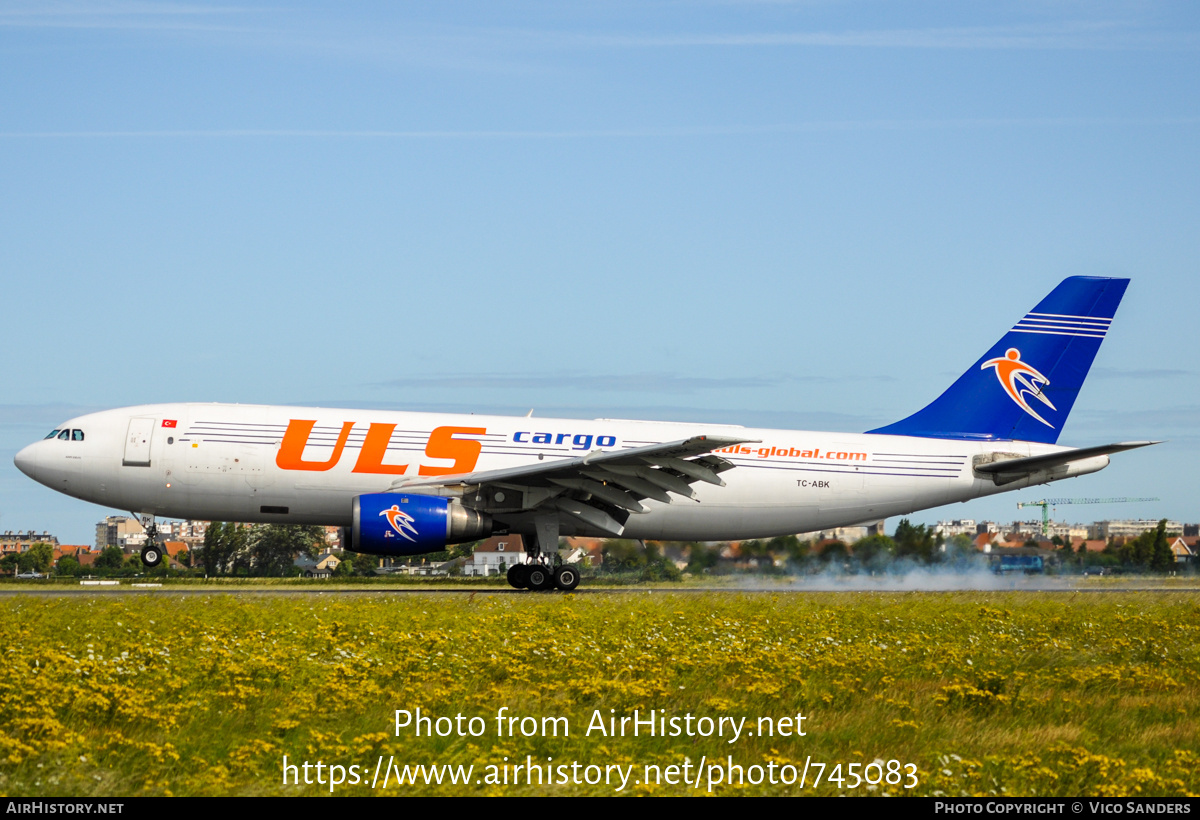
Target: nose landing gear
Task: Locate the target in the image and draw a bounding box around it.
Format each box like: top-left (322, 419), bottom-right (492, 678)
top-left (134, 513), bottom-right (164, 569)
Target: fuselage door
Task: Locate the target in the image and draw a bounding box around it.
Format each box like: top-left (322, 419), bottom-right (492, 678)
top-left (123, 417), bottom-right (155, 467)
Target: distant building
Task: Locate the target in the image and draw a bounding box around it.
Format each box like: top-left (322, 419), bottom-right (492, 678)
top-left (935, 519), bottom-right (977, 538)
top-left (1068, 538), bottom-right (1108, 554)
top-left (294, 551), bottom-right (341, 578)
top-left (122, 532), bottom-right (149, 551)
top-left (95, 516), bottom-right (144, 550)
top-left (564, 538), bottom-right (605, 567)
top-left (53, 545), bottom-right (92, 564)
top-left (466, 535), bottom-right (529, 577)
top-left (163, 541), bottom-right (189, 567)
top-left (391, 560), bottom-right (456, 577)
top-left (97, 517), bottom-right (220, 553)
top-left (158, 520), bottom-right (209, 550)
top-left (1021, 521), bottom-right (1087, 540)
top-left (1168, 537), bottom-right (1198, 565)
top-left (1088, 520), bottom-right (1183, 540)
top-left (324, 526), bottom-right (342, 550)
top-left (973, 532), bottom-right (1000, 553)
top-left (1, 531), bottom-right (59, 554)
top-left (1006, 521), bottom-right (1045, 540)
top-left (795, 525), bottom-right (874, 543)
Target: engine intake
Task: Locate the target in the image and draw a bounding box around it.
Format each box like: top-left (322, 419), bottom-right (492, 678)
top-left (343, 493), bottom-right (493, 555)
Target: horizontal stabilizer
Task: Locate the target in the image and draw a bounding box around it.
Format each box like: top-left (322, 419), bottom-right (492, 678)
top-left (975, 441), bottom-right (1161, 476)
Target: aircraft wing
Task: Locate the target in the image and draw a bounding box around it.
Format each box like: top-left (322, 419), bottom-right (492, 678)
top-left (387, 434), bottom-right (758, 536)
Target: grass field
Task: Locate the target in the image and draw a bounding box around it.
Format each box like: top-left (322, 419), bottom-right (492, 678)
top-left (1, 589), bottom-right (1197, 796)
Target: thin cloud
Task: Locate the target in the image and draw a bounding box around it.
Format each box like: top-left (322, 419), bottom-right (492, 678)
top-left (372, 372), bottom-right (895, 393)
top-left (2, 6), bottom-right (1193, 52)
top-left (0, 3), bottom-right (256, 35)
top-left (377, 373), bottom-right (781, 393)
top-left (507, 21), bottom-right (1198, 51)
top-left (0, 403), bottom-right (107, 425)
top-left (0, 127), bottom-right (795, 139)
top-left (1067, 405), bottom-right (1200, 443)
top-left (305, 398), bottom-right (880, 432)
top-left (5, 117), bottom-right (1198, 140)
top-left (1080, 404), bottom-right (1200, 429)
top-left (1091, 366), bottom-right (1194, 380)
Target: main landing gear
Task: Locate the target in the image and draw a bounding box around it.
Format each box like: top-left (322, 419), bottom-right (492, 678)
top-left (506, 561), bottom-right (580, 592)
top-left (505, 514), bottom-right (580, 592)
top-left (135, 513), bottom-right (163, 569)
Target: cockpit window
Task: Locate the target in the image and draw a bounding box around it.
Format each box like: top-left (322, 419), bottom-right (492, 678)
top-left (57, 430), bottom-right (70, 440)
top-left (72, 430), bottom-right (84, 441)
top-left (44, 430), bottom-right (60, 440)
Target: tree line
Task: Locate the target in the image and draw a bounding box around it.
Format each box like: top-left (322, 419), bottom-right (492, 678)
top-left (199, 523), bottom-right (374, 576)
top-left (598, 518), bottom-right (1190, 578)
top-left (7, 518), bottom-right (1188, 580)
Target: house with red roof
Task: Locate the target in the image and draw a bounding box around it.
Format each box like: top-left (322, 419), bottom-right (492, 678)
top-left (1168, 536), bottom-right (1197, 565)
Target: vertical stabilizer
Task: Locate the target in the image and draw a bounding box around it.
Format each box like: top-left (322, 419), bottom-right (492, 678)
top-left (867, 276), bottom-right (1128, 444)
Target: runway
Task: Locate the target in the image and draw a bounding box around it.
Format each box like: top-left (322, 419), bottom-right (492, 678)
top-left (1, 583), bottom-right (1197, 596)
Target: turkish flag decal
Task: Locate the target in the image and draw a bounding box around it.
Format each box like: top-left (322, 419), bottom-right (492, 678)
top-left (162, 419), bottom-right (178, 428)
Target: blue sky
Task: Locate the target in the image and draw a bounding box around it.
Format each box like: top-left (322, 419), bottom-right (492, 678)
top-left (2, 1), bottom-right (1197, 545)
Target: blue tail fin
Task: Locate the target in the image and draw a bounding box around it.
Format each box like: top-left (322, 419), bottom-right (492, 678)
top-left (867, 276), bottom-right (1129, 444)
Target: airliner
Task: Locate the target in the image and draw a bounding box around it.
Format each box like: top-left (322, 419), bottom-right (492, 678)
top-left (15, 277), bottom-right (1155, 590)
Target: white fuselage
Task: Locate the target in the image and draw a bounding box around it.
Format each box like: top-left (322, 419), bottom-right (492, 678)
top-left (15, 403), bottom-right (1109, 540)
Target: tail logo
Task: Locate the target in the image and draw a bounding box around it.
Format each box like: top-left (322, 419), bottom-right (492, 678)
top-left (981, 348), bottom-right (1057, 428)
top-left (380, 504), bottom-right (419, 542)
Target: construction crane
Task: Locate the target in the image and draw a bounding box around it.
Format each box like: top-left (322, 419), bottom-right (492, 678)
top-left (1016, 497), bottom-right (1160, 538)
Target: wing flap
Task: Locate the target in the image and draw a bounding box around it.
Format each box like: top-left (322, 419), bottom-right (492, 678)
top-left (580, 468), bottom-right (674, 504)
top-left (601, 464), bottom-right (698, 500)
top-left (642, 456), bottom-right (727, 486)
top-left (548, 477), bottom-right (648, 513)
top-left (555, 497), bottom-right (626, 536)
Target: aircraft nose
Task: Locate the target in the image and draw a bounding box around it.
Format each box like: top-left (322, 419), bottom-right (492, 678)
top-left (14, 442), bottom-right (40, 479)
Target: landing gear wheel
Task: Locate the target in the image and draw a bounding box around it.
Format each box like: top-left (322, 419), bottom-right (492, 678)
top-left (507, 564), bottom-right (529, 589)
top-left (526, 564), bottom-right (554, 591)
top-left (553, 565), bottom-right (580, 591)
top-left (141, 544), bottom-right (162, 568)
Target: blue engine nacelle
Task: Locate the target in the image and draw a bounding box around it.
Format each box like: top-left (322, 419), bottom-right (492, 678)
top-left (342, 493), bottom-right (493, 556)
